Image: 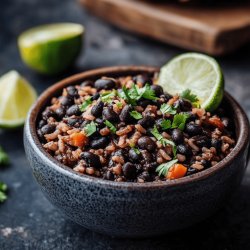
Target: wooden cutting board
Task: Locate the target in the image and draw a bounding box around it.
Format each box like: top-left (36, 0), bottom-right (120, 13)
top-left (80, 0), bottom-right (250, 55)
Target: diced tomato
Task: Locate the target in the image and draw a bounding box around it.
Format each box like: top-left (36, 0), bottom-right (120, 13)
top-left (208, 117), bottom-right (224, 130)
top-left (166, 164), bottom-right (187, 180)
top-left (70, 132), bottom-right (87, 147)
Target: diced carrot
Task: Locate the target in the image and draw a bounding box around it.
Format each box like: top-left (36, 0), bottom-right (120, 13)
top-left (166, 164), bottom-right (187, 180)
top-left (208, 117), bottom-right (224, 130)
top-left (70, 132), bottom-right (87, 147)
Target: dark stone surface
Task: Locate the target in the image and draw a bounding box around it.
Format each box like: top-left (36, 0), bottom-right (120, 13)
top-left (0, 0), bottom-right (250, 249)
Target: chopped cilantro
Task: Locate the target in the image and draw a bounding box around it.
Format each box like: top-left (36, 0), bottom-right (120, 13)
top-left (171, 113), bottom-right (190, 131)
top-left (0, 147), bottom-right (9, 166)
top-left (84, 121), bottom-right (97, 137)
top-left (133, 147), bottom-right (140, 155)
top-left (151, 126), bottom-right (176, 156)
top-left (161, 119), bottom-right (172, 130)
top-left (0, 182), bottom-right (7, 203)
top-left (79, 98), bottom-right (92, 112)
top-left (160, 103), bottom-right (176, 115)
top-left (101, 90), bottom-right (117, 103)
top-left (130, 111), bottom-right (143, 120)
top-left (119, 83), bottom-right (157, 105)
top-left (116, 102), bottom-right (123, 108)
top-left (156, 159), bottom-right (178, 177)
top-left (104, 120), bottom-right (117, 133)
top-left (181, 89), bottom-right (199, 103)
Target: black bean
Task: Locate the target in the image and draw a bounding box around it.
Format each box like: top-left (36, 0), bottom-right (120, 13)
top-left (66, 105), bottom-right (81, 116)
top-left (128, 148), bottom-right (141, 163)
top-left (193, 135), bottom-right (211, 148)
top-left (155, 118), bottom-right (164, 131)
top-left (122, 162), bottom-right (137, 179)
top-left (95, 118), bottom-right (105, 128)
top-left (211, 138), bottom-right (222, 151)
top-left (42, 109), bottom-right (56, 120)
top-left (91, 93), bottom-right (100, 101)
top-left (90, 137), bottom-right (109, 149)
top-left (185, 123), bottom-right (203, 136)
top-left (104, 171), bottom-right (114, 181)
top-left (177, 144), bottom-right (193, 156)
top-left (160, 93), bottom-right (173, 102)
top-left (201, 159), bottom-right (211, 168)
top-left (38, 119), bottom-right (47, 129)
top-left (81, 80), bottom-right (94, 87)
top-left (67, 86), bottom-right (78, 98)
top-left (102, 107), bottom-right (119, 122)
top-left (55, 107), bottom-right (66, 120)
top-left (80, 152), bottom-right (102, 169)
top-left (67, 117), bottom-right (83, 127)
top-left (174, 99), bottom-right (192, 112)
top-left (133, 74), bottom-right (153, 86)
top-left (145, 162), bottom-right (157, 173)
top-left (138, 136), bottom-right (156, 152)
top-left (61, 96), bottom-right (74, 107)
top-left (151, 85), bottom-right (163, 97)
top-left (41, 124), bottom-right (56, 135)
top-left (94, 78), bottom-right (116, 90)
top-left (138, 115), bottom-right (155, 128)
top-left (119, 105), bottom-right (133, 123)
top-left (186, 112), bottom-right (197, 122)
top-left (137, 98), bottom-right (152, 108)
top-left (186, 167), bottom-right (197, 176)
top-left (37, 129), bottom-right (46, 143)
top-left (141, 150), bottom-right (153, 163)
top-left (171, 129), bottom-right (184, 144)
top-left (91, 101), bottom-right (104, 117)
top-left (138, 171), bottom-right (152, 182)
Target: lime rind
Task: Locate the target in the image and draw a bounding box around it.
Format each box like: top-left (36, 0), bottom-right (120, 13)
top-left (158, 52), bottom-right (224, 112)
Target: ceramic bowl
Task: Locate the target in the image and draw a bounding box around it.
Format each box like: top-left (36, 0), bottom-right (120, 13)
top-left (24, 66), bottom-right (250, 238)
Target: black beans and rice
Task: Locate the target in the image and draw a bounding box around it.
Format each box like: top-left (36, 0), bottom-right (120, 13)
top-left (37, 73), bottom-right (235, 182)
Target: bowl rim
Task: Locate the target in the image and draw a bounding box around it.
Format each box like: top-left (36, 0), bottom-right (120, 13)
top-left (26, 65), bottom-right (250, 190)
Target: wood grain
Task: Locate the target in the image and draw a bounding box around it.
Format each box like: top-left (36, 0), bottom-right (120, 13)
top-left (80, 0), bottom-right (250, 55)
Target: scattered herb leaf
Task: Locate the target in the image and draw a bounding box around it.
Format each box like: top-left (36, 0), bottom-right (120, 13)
top-left (0, 147), bottom-right (9, 166)
top-left (160, 103), bottom-right (176, 115)
top-left (101, 90), bottom-right (117, 103)
top-left (104, 120), bottom-right (117, 133)
top-left (116, 102), bottom-right (123, 108)
top-left (79, 98), bottom-right (92, 112)
top-left (130, 111), bottom-right (143, 120)
top-left (84, 121), bottom-right (97, 137)
top-left (0, 182), bottom-right (7, 203)
top-left (171, 113), bottom-right (190, 131)
top-left (161, 119), bottom-right (172, 130)
top-left (181, 89), bottom-right (199, 103)
top-left (151, 126), bottom-right (176, 156)
top-left (141, 84), bottom-right (157, 101)
top-left (156, 159), bottom-right (178, 177)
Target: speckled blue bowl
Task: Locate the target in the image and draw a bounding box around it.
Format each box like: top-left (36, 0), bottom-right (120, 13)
top-left (24, 66), bottom-right (250, 238)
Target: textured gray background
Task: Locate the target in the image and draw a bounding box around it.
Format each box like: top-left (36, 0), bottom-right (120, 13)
top-left (0, 0), bottom-right (250, 249)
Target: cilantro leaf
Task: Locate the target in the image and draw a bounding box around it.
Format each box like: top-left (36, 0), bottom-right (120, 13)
top-left (0, 182), bottom-right (7, 203)
top-left (161, 119), bottom-right (172, 130)
top-left (181, 89), bottom-right (199, 103)
top-left (156, 159), bottom-right (178, 177)
top-left (172, 113), bottom-right (190, 131)
top-left (0, 147), bottom-right (9, 166)
top-left (101, 90), bottom-right (116, 103)
top-left (79, 98), bottom-right (92, 112)
top-left (141, 84), bottom-right (157, 101)
top-left (160, 103), bottom-right (176, 115)
top-left (130, 111), bottom-right (143, 120)
top-left (84, 121), bottom-right (97, 137)
top-left (133, 147), bottom-right (140, 155)
top-left (151, 126), bottom-right (176, 156)
top-left (116, 102), bottom-right (123, 108)
top-left (104, 120), bottom-right (117, 133)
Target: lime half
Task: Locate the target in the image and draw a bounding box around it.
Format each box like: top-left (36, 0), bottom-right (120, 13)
top-left (158, 53), bottom-right (224, 112)
top-left (0, 71), bottom-right (37, 128)
top-left (18, 23), bottom-right (84, 75)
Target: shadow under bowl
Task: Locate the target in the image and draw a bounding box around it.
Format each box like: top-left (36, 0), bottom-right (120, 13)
top-left (24, 66), bottom-right (250, 238)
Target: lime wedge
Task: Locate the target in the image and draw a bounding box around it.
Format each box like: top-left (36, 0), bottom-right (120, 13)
top-left (0, 71), bottom-right (37, 128)
top-left (158, 53), bottom-right (224, 112)
top-left (18, 23), bottom-right (84, 75)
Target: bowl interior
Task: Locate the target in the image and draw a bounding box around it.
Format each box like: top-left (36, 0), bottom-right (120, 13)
top-left (27, 66), bottom-right (249, 188)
